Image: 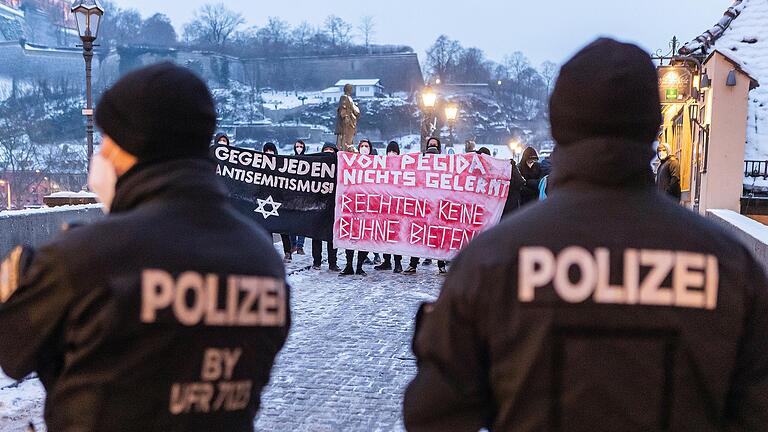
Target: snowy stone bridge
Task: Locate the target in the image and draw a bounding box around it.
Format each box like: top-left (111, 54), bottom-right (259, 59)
top-left (0, 240), bottom-right (443, 432)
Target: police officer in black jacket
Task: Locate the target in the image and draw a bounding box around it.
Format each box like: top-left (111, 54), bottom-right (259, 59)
top-left (0, 63), bottom-right (290, 432)
top-left (404, 39), bottom-right (768, 431)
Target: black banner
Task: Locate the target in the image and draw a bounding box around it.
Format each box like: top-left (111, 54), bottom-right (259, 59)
top-left (211, 144), bottom-right (337, 241)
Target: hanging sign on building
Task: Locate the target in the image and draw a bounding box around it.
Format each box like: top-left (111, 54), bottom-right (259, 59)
top-left (658, 66), bottom-right (694, 104)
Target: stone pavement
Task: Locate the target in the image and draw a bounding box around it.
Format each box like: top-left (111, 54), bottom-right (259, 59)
top-left (254, 242), bottom-right (443, 431)
top-left (0, 240), bottom-right (445, 432)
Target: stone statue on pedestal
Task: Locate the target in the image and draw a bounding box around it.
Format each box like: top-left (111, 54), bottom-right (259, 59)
top-left (335, 84), bottom-right (360, 152)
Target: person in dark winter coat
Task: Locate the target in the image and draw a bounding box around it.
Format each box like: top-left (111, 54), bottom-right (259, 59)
top-left (404, 139), bottom-right (447, 275)
top-left (339, 140), bottom-right (371, 276)
top-left (404, 38), bottom-right (768, 432)
top-left (656, 142), bottom-right (681, 202)
top-left (215, 133), bottom-right (230, 146)
top-left (262, 142), bottom-right (293, 262)
top-left (539, 156), bottom-right (552, 177)
top-left (476, 147), bottom-right (491, 156)
top-left (290, 140), bottom-right (307, 255)
top-left (519, 146), bottom-right (543, 205)
top-left (312, 144), bottom-right (340, 271)
top-left (0, 63), bottom-right (290, 432)
top-left (502, 158), bottom-right (526, 217)
top-left (375, 141), bottom-right (404, 273)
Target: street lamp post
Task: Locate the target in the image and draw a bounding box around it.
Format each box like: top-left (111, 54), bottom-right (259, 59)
top-left (444, 104), bottom-right (458, 148)
top-left (420, 85), bottom-right (437, 153)
top-left (71, 0), bottom-right (104, 172)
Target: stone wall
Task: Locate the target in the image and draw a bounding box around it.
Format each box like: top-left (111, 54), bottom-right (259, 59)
top-left (1, 44), bottom-right (423, 96)
top-left (0, 205), bottom-right (103, 257)
top-left (707, 209), bottom-right (768, 274)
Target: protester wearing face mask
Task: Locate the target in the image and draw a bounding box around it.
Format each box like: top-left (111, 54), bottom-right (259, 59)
top-left (656, 142), bottom-right (681, 202)
top-left (339, 140), bottom-right (371, 276)
top-left (215, 133), bottom-right (230, 146)
top-left (0, 63), bottom-right (290, 432)
top-left (358, 139), bottom-right (372, 155)
top-left (404, 138), bottom-right (447, 275)
top-left (374, 141), bottom-right (404, 273)
top-left (519, 146), bottom-right (543, 206)
top-left (310, 143), bottom-right (341, 271)
top-left (262, 142), bottom-right (294, 262)
top-left (289, 140), bottom-right (307, 255)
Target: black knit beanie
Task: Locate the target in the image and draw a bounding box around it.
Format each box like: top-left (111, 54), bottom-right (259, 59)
top-left (549, 38), bottom-right (662, 146)
top-left (321, 142), bottom-right (338, 153)
top-left (95, 62), bottom-right (216, 162)
top-left (426, 137), bottom-right (441, 153)
top-left (262, 142), bottom-right (278, 154)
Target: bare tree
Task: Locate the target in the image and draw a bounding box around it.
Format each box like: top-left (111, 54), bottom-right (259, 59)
top-left (324, 15), bottom-right (352, 48)
top-left (426, 35), bottom-right (462, 82)
top-left (293, 21), bottom-right (314, 54)
top-left (539, 61), bottom-right (558, 94)
top-left (358, 16), bottom-right (375, 52)
top-left (139, 13), bottom-right (178, 46)
top-left (183, 3), bottom-right (245, 47)
top-left (257, 16), bottom-right (290, 52)
top-left (503, 51), bottom-right (530, 81)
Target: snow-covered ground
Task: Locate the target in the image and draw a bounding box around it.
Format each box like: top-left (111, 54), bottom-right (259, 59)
top-left (0, 239), bottom-right (443, 431)
top-left (261, 90), bottom-right (328, 110)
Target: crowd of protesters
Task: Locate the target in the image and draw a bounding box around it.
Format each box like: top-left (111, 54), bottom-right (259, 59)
top-left (213, 120), bottom-right (680, 277)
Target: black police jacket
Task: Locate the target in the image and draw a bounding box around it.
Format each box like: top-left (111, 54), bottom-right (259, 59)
top-left (0, 158), bottom-right (290, 431)
top-left (404, 138), bottom-right (768, 431)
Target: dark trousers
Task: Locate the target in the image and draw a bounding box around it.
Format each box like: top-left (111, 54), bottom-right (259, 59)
top-left (410, 257), bottom-right (445, 267)
top-left (280, 234), bottom-right (291, 254)
top-left (345, 250), bottom-right (369, 271)
top-left (383, 254), bottom-right (402, 265)
top-left (312, 239), bottom-right (337, 266)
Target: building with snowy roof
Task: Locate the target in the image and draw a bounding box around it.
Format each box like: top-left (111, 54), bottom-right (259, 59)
top-left (334, 79), bottom-right (385, 98)
top-left (680, 0), bottom-right (768, 188)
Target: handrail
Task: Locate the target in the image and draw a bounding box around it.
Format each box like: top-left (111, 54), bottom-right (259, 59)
top-left (745, 160), bottom-right (768, 179)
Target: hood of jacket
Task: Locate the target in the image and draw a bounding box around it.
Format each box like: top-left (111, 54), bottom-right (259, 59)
top-left (551, 137), bottom-right (655, 189)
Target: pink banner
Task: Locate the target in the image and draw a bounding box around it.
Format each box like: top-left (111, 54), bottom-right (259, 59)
top-left (334, 152), bottom-right (512, 260)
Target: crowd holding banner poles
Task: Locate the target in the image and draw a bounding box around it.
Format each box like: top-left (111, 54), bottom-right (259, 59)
top-left (212, 135), bottom-right (515, 276)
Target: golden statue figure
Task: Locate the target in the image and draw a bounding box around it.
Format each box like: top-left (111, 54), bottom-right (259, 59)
top-left (335, 84), bottom-right (361, 152)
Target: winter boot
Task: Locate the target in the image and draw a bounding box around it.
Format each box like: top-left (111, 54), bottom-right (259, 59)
top-left (393, 262), bottom-right (403, 274)
top-left (363, 257), bottom-right (373, 265)
top-left (373, 253), bottom-right (382, 265)
top-left (356, 267), bottom-right (367, 276)
top-left (297, 248), bottom-right (305, 255)
top-left (438, 264), bottom-right (447, 274)
top-left (422, 259), bottom-right (433, 266)
top-left (312, 264), bottom-right (322, 270)
top-left (403, 265), bottom-right (417, 275)
top-left (329, 264), bottom-right (341, 272)
top-left (339, 265), bottom-right (355, 276)
top-left (374, 261), bottom-right (392, 271)
top-left (284, 253), bottom-right (292, 263)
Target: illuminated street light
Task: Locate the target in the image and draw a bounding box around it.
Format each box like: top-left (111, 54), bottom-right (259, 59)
top-left (420, 85), bottom-right (438, 152)
top-left (421, 85), bottom-right (437, 108)
top-left (444, 104), bottom-right (458, 122)
top-left (71, 0), bottom-right (105, 173)
top-left (445, 104), bottom-right (459, 147)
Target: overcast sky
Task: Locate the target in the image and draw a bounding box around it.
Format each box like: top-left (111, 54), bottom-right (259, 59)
top-left (114, 0), bottom-right (729, 66)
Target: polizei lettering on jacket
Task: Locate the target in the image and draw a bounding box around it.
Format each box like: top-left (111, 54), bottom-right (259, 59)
top-left (518, 247), bottom-right (719, 310)
top-left (141, 269), bottom-right (287, 326)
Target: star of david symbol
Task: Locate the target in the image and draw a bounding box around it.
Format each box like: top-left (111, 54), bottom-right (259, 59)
top-left (254, 195), bottom-right (282, 219)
